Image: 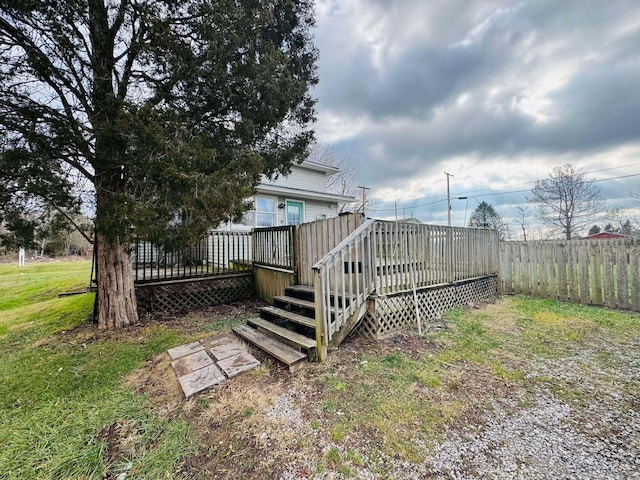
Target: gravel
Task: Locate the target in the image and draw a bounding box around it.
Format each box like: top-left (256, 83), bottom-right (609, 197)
top-left (423, 392), bottom-right (640, 480)
top-left (277, 337), bottom-right (640, 480)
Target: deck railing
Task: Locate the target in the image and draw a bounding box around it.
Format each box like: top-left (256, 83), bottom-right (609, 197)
top-left (311, 220), bottom-right (500, 358)
top-left (252, 225), bottom-right (297, 271)
top-left (374, 222), bottom-right (499, 294)
top-left (312, 219), bottom-right (377, 360)
top-left (133, 230), bottom-right (252, 283)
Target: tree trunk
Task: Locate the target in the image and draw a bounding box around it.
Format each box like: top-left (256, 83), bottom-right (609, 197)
top-left (95, 232), bottom-right (139, 329)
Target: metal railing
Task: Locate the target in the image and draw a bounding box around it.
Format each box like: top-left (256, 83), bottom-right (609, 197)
top-left (133, 230), bottom-right (252, 283)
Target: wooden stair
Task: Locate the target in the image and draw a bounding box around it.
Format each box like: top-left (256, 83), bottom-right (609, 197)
top-left (232, 284), bottom-right (351, 369)
top-left (233, 325), bottom-right (307, 371)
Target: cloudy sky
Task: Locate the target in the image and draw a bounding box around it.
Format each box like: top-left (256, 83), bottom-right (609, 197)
top-left (312, 0), bottom-right (640, 238)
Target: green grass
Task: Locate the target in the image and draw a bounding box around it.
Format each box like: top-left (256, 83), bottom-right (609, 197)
top-left (0, 261), bottom-right (195, 479)
top-left (2, 261), bottom-right (639, 478)
top-left (310, 295), bottom-right (640, 471)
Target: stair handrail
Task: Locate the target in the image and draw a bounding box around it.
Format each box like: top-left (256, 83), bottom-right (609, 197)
top-left (312, 218), bottom-right (377, 360)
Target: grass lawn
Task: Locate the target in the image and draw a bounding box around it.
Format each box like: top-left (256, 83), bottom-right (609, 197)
top-left (0, 260), bottom-right (196, 479)
top-left (1, 260), bottom-right (638, 479)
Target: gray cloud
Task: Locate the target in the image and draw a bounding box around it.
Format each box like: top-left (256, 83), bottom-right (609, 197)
top-left (313, 0), bottom-right (640, 234)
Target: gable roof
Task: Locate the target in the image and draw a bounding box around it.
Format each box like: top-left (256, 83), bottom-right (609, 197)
top-left (584, 232), bottom-right (631, 239)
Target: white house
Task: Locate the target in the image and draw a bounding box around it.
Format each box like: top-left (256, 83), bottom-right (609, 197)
top-left (134, 160), bottom-right (354, 267)
top-left (221, 160), bottom-right (356, 230)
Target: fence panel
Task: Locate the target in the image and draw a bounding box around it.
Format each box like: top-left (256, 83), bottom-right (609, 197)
top-left (296, 214), bottom-right (364, 285)
top-left (499, 238), bottom-right (640, 312)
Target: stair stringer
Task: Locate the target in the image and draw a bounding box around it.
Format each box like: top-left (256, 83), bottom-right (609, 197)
top-left (328, 298), bottom-right (369, 349)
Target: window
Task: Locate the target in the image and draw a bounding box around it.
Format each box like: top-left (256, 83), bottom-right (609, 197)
top-left (256, 197), bottom-right (276, 226)
top-left (240, 196), bottom-right (276, 227)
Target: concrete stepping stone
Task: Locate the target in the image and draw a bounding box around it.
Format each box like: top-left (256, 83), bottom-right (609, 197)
top-left (171, 349), bottom-right (213, 377)
top-left (201, 334), bottom-right (235, 349)
top-left (168, 335), bottom-right (261, 398)
top-left (167, 341), bottom-right (204, 360)
top-left (217, 351), bottom-right (260, 378)
top-left (209, 342), bottom-right (245, 361)
top-left (178, 364), bottom-right (226, 398)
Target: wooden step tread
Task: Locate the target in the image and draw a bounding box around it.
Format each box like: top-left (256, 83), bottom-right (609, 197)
top-left (285, 285), bottom-right (315, 295)
top-left (273, 295), bottom-right (315, 310)
top-left (260, 305), bottom-right (315, 329)
top-left (285, 284), bottom-right (355, 300)
top-left (247, 317), bottom-right (316, 350)
top-left (233, 325), bottom-right (306, 369)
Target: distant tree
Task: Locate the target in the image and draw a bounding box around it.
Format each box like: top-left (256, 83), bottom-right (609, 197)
top-left (0, 0), bottom-right (317, 329)
top-left (528, 163), bottom-right (604, 240)
top-left (515, 206), bottom-right (530, 241)
top-left (588, 225), bottom-right (601, 236)
top-left (468, 201), bottom-right (505, 237)
top-left (606, 207), bottom-right (637, 235)
top-left (620, 219), bottom-right (633, 235)
top-left (604, 223), bottom-right (615, 233)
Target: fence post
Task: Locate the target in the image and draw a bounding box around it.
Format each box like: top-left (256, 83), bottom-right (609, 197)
top-left (290, 225), bottom-right (298, 274)
top-left (313, 268), bottom-right (327, 362)
top-left (446, 227), bottom-right (454, 283)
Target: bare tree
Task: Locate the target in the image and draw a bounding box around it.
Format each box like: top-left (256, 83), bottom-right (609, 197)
top-left (308, 144), bottom-right (362, 213)
top-left (515, 206), bottom-right (529, 241)
top-left (605, 207), bottom-right (637, 234)
top-left (528, 163), bottom-right (604, 240)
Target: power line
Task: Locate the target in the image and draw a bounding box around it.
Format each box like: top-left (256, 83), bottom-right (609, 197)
top-left (452, 162), bottom-right (640, 197)
top-left (369, 168), bottom-right (640, 214)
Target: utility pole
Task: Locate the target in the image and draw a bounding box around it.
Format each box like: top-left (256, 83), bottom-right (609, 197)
top-left (444, 172), bottom-right (454, 226)
top-left (357, 186), bottom-right (370, 217)
top-left (394, 201), bottom-right (398, 221)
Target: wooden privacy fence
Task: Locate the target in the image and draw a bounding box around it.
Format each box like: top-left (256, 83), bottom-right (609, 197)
top-left (296, 214), bottom-right (365, 285)
top-left (500, 238), bottom-right (640, 311)
top-left (133, 230), bottom-right (252, 283)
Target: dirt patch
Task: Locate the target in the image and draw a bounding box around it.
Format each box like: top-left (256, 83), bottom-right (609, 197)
top-left (143, 299), bottom-right (267, 333)
top-left (126, 352), bottom-right (184, 415)
top-left (107, 297), bottom-right (640, 478)
top-left (178, 371), bottom-right (297, 479)
top-left (95, 419), bottom-right (150, 469)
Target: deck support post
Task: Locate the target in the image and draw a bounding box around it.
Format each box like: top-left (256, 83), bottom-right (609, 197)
top-left (313, 268), bottom-right (328, 361)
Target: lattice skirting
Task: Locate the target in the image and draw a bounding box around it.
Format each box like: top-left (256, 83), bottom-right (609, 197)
top-left (136, 273), bottom-right (253, 314)
top-left (358, 275), bottom-right (497, 338)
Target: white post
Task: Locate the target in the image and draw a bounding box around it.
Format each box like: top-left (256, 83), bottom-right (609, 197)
top-left (18, 247), bottom-right (25, 267)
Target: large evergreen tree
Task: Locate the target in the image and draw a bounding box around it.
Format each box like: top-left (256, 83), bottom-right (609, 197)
top-left (0, 0), bottom-right (317, 328)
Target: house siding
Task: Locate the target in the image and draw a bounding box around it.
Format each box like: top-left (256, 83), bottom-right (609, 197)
top-left (274, 198), bottom-right (336, 225)
top-left (217, 161), bottom-right (351, 231)
top-left (303, 200), bottom-right (336, 223)
top-left (262, 165), bottom-right (327, 192)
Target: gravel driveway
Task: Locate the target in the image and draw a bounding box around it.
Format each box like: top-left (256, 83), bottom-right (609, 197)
top-left (277, 328), bottom-right (640, 479)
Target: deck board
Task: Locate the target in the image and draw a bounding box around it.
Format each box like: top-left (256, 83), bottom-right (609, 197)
top-left (273, 295), bottom-right (315, 310)
top-left (247, 317), bottom-right (316, 350)
top-left (233, 325), bottom-right (307, 369)
top-left (260, 306), bottom-right (316, 329)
